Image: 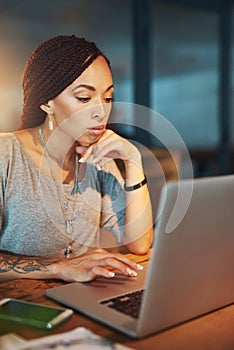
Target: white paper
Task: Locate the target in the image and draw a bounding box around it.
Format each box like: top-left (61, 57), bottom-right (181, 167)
top-left (0, 333), bottom-right (26, 350)
top-left (0, 327), bottom-right (135, 350)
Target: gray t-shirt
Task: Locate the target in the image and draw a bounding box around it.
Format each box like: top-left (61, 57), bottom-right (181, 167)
top-left (0, 133), bottom-right (125, 257)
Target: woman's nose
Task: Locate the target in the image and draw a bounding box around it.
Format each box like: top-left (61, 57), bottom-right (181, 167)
top-left (91, 102), bottom-right (106, 122)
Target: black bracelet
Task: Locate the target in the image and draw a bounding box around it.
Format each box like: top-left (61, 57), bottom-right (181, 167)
top-left (124, 176), bottom-right (147, 191)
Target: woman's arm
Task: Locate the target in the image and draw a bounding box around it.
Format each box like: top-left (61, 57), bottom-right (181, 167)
top-left (0, 249), bottom-right (143, 283)
top-left (77, 130), bottom-right (153, 255)
top-left (122, 151), bottom-right (153, 254)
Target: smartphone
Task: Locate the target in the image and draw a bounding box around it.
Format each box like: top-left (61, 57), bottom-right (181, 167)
top-left (0, 298), bottom-right (73, 329)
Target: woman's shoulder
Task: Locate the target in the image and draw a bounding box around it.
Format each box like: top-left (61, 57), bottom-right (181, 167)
top-left (0, 132), bottom-right (17, 150)
top-left (0, 131), bottom-right (15, 139)
top-left (0, 130), bottom-right (30, 162)
top-left (0, 133), bottom-right (19, 166)
top-left (0, 129), bottom-right (37, 176)
top-left (0, 129), bottom-right (33, 151)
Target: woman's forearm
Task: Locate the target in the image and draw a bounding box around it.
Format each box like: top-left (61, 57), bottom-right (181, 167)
top-left (123, 155), bottom-right (153, 255)
top-left (0, 249), bottom-right (144, 283)
top-left (0, 250), bottom-right (59, 282)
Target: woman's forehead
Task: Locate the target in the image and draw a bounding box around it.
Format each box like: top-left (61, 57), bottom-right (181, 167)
top-left (68, 57), bottom-right (113, 90)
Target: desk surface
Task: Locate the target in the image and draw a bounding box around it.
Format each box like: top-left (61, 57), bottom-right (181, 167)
top-left (1, 278), bottom-right (234, 350)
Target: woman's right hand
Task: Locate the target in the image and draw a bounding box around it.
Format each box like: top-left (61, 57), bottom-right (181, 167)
top-left (52, 249), bottom-right (143, 282)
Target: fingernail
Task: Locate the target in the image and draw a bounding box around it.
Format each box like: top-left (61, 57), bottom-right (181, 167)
top-left (127, 268), bottom-right (137, 277)
top-left (108, 271), bottom-right (115, 277)
top-left (137, 264), bottom-right (144, 270)
top-left (93, 158), bottom-right (98, 164)
top-left (96, 164), bottom-right (102, 171)
top-left (79, 157), bottom-right (84, 163)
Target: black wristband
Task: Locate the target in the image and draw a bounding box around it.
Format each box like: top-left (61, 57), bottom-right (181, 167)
top-left (124, 176), bottom-right (147, 192)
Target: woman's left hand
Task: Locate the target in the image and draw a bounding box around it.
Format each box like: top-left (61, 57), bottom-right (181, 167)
top-left (76, 129), bottom-right (141, 167)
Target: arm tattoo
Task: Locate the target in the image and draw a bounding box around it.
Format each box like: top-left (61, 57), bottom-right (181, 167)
top-left (0, 250), bottom-right (58, 275)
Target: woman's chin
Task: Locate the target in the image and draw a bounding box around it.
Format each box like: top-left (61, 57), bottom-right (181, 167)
top-left (77, 136), bottom-right (98, 147)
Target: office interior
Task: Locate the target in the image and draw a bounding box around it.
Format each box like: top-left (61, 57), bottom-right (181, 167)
top-left (0, 0), bottom-right (233, 181)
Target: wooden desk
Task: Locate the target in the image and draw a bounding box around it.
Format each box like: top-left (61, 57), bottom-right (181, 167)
top-left (1, 278), bottom-right (234, 349)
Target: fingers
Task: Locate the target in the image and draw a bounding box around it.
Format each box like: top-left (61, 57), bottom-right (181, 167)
top-left (77, 144), bottom-right (94, 163)
top-left (76, 129), bottom-right (136, 166)
top-left (108, 252), bottom-right (143, 271)
top-left (65, 250), bottom-right (144, 282)
top-left (100, 258), bottom-right (138, 277)
top-left (86, 249), bottom-right (141, 270)
top-left (91, 266), bottom-right (116, 278)
top-left (92, 139), bottom-right (121, 163)
top-left (91, 252), bottom-right (143, 278)
top-left (76, 130), bottom-right (120, 165)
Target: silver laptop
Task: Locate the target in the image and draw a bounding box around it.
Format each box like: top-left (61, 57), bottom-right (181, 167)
top-left (46, 174), bottom-right (234, 338)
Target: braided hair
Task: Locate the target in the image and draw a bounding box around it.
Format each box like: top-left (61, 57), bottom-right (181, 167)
top-left (19, 35), bottom-right (109, 129)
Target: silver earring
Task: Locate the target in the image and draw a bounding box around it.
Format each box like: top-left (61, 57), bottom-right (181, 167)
top-left (48, 114), bottom-right (54, 131)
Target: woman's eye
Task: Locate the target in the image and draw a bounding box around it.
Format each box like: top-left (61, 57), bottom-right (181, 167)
top-left (104, 97), bottom-right (114, 103)
top-left (76, 97), bottom-right (91, 103)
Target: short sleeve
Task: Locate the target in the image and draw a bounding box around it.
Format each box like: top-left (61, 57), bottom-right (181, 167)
top-left (0, 134), bottom-right (13, 233)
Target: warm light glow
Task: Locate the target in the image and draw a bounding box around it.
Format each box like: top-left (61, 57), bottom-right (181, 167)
top-left (0, 41), bottom-right (23, 131)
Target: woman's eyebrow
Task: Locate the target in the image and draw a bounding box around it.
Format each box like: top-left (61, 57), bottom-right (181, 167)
top-left (105, 84), bottom-right (114, 92)
top-left (72, 84), bottom-right (114, 92)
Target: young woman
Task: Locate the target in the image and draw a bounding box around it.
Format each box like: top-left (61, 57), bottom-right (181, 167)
top-left (0, 35), bottom-right (153, 282)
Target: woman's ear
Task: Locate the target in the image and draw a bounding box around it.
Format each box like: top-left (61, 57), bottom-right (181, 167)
top-left (40, 101), bottom-right (53, 114)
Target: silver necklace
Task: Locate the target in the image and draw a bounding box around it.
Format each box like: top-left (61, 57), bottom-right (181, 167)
top-left (38, 125), bottom-right (79, 258)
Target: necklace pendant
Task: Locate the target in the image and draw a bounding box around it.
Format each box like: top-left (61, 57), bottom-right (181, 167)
top-left (64, 246), bottom-right (72, 258)
top-left (65, 220), bottom-right (73, 235)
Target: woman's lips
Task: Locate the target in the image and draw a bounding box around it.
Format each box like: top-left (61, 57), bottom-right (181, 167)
top-left (88, 125), bottom-right (105, 136)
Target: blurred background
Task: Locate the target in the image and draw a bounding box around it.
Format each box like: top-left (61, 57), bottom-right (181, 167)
top-left (0, 0), bottom-right (233, 179)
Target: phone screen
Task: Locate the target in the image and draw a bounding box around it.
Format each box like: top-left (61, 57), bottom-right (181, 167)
top-left (0, 299), bottom-right (73, 329)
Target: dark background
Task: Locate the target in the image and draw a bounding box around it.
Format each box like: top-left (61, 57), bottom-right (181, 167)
top-left (0, 0), bottom-right (233, 178)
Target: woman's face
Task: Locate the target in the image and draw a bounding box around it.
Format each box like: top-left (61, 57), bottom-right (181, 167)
top-left (49, 55), bottom-right (114, 146)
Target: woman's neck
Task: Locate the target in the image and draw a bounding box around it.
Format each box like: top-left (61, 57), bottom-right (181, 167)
top-left (40, 122), bottom-right (78, 171)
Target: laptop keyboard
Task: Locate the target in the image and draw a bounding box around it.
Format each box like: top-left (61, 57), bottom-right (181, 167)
top-left (100, 289), bottom-right (144, 319)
